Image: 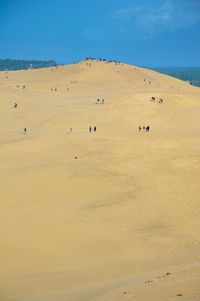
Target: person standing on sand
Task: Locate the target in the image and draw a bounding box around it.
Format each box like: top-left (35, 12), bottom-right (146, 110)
top-left (94, 126), bottom-right (96, 132)
top-left (24, 128), bottom-right (27, 134)
top-left (89, 126), bottom-right (92, 133)
top-left (139, 126), bottom-right (141, 131)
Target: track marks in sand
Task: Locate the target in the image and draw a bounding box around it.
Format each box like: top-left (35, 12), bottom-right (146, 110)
top-left (145, 271), bottom-right (172, 284)
top-left (119, 272), bottom-right (173, 299)
top-left (119, 267), bottom-right (200, 301)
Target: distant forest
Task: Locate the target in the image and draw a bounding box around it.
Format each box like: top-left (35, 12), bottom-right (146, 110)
top-left (0, 59), bottom-right (56, 71)
top-left (151, 67), bottom-right (200, 87)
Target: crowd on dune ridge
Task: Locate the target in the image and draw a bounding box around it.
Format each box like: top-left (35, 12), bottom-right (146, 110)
top-left (84, 57), bottom-right (123, 65)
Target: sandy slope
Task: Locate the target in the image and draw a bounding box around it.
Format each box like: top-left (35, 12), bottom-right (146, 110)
top-left (19, 262), bottom-right (200, 301)
top-left (0, 60), bottom-right (200, 301)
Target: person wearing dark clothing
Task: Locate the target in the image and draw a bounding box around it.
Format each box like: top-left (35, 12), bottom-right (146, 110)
top-left (94, 126), bottom-right (96, 132)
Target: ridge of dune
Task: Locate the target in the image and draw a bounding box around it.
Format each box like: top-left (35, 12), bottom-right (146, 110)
top-left (0, 59), bottom-right (200, 301)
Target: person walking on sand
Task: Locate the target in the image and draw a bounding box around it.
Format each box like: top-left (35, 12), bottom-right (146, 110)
top-left (89, 126), bottom-right (92, 133)
top-left (94, 126), bottom-right (96, 132)
top-left (139, 126), bottom-right (141, 131)
top-left (23, 128), bottom-right (27, 134)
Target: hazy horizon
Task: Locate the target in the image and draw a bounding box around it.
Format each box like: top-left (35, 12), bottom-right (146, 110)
top-left (1, 57), bottom-right (200, 69)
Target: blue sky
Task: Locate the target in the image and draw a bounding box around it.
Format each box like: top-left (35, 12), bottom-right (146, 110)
top-left (0, 0), bottom-right (199, 66)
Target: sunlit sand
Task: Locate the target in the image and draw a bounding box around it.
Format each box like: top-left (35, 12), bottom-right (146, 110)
top-left (1, 60), bottom-right (200, 300)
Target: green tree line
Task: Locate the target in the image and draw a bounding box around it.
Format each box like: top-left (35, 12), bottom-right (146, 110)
top-left (0, 59), bottom-right (56, 71)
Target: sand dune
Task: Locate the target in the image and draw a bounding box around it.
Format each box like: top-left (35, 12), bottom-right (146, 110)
top-left (19, 262), bottom-right (200, 301)
top-left (0, 60), bottom-right (200, 300)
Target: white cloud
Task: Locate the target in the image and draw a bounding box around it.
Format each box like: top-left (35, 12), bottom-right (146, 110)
top-left (113, 0), bottom-right (200, 39)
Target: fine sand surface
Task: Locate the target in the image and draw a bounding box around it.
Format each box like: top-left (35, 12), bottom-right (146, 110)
top-left (19, 262), bottom-right (200, 301)
top-left (0, 60), bottom-right (200, 301)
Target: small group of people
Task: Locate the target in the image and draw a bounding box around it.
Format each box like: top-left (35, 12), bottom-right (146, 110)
top-left (150, 96), bottom-right (164, 103)
top-left (96, 98), bottom-right (104, 104)
top-left (15, 85), bottom-right (26, 89)
top-left (89, 126), bottom-right (97, 133)
top-left (51, 88), bottom-right (58, 91)
top-left (66, 127), bottom-right (97, 134)
top-left (85, 57), bottom-right (122, 64)
top-left (143, 78), bottom-right (151, 84)
top-left (139, 126), bottom-right (150, 132)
